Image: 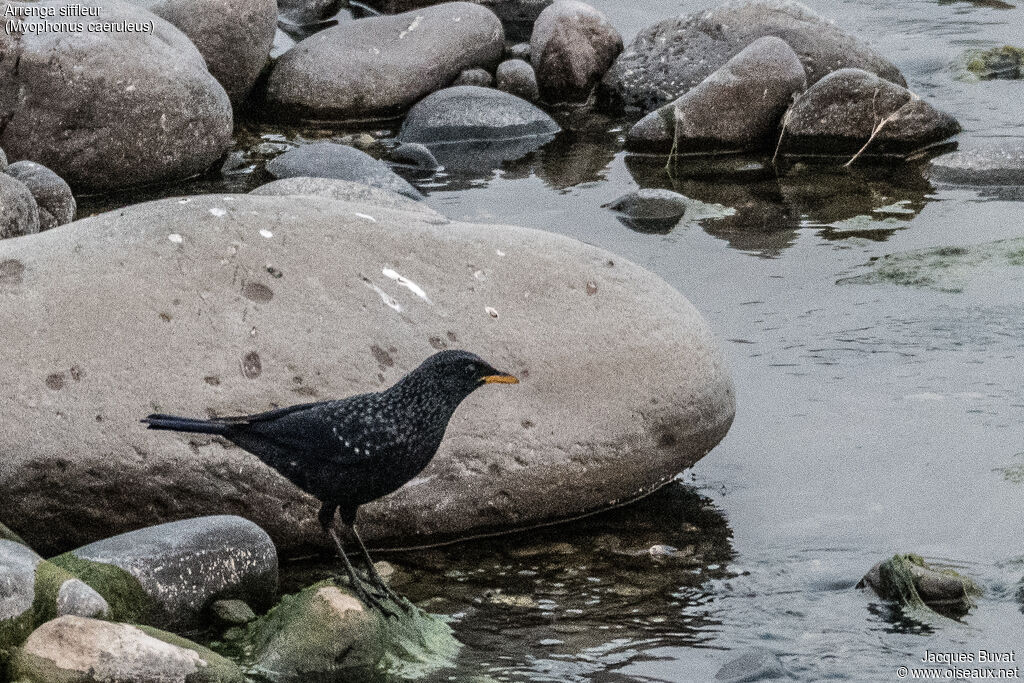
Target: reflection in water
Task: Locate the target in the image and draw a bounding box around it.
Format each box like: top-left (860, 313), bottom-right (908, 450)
top-left (280, 482), bottom-right (735, 681)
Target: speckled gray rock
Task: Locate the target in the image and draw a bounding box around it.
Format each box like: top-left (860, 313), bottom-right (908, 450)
top-left (453, 67), bottom-right (494, 87)
top-left (507, 41), bottom-right (531, 61)
top-left (129, 0), bottom-right (277, 105)
top-left (63, 516), bottom-right (277, 630)
top-left (55, 579), bottom-right (110, 620)
top-left (364, 0), bottom-right (549, 40)
top-left (251, 177), bottom-right (440, 217)
top-left (9, 616), bottom-right (245, 683)
top-left (4, 161), bottom-right (76, 231)
top-left (0, 174), bottom-right (40, 240)
top-left (627, 37), bottom-right (806, 153)
top-left (0, 194), bottom-right (734, 556)
top-left (266, 2), bottom-right (504, 120)
top-left (266, 143), bottom-right (422, 200)
top-left (399, 86), bottom-right (559, 143)
top-left (210, 599), bottom-right (256, 625)
top-left (0, 540), bottom-right (38, 631)
top-left (927, 140), bottom-right (1024, 185)
top-left (0, 148), bottom-right (7, 172)
top-left (599, 0), bottom-right (906, 114)
top-left (391, 143), bottom-right (441, 170)
top-left (602, 188), bottom-right (688, 233)
top-left (496, 59), bottom-right (540, 102)
top-left (715, 647), bottom-right (790, 682)
top-left (531, 0), bottom-right (622, 103)
top-left (0, 0), bottom-right (232, 192)
top-left (779, 68), bottom-right (960, 156)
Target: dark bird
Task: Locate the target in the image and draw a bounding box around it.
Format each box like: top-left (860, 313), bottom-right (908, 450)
top-left (142, 350), bottom-right (519, 612)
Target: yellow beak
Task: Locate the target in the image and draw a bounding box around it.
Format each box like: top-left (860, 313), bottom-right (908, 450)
top-left (482, 374), bottom-right (519, 384)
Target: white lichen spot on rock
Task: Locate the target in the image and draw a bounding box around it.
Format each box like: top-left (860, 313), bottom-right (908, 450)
top-left (382, 268), bottom-right (431, 303)
top-left (259, 229), bottom-right (273, 239)
top-left (168, 234), bottom-right (183, 244)
top-left (486, 306), bottom-right (499, 318)
top-left (317, 586), bottom-right (365, 614)
top-left (399, 15), bottom-right (422, 38)
top-left (362, 277), bottom-right (402, 312)
top-left (209, 208), bottom-right (228, 217)
top-left (495, 249), bottom-right (505, 256)
top-left (473, 270), bottom-right (485, 281)
top-left (354, 212), bottom-right (377, 222)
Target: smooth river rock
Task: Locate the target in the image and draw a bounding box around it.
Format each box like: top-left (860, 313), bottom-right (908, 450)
top-left (363, 0), bottom-right (551, 40)
top-left (266, 143), bottom-right (422, 200)
top-left (599, 0), bottom-right (905, 114)
top-left (530, 0), bottom-right (622, 103)
top-left (496, 59), bottom-right (540, 102)
top-left (779, 68), bottom-right (960, 157)
top-left (130, 0), bottom-right (277, 106)
top-left (0, 174), bottom-right (39, 240)
top-left (4, 161), bottom-right (76, 231)
top-left (0, 0), bottom-right (233, 192)
top-left (266, 2), bottom-right (504, 121)
top-left (252, 177), bottom-right (439, 216)
top-left (9, 616), bottom-right (244, 683)
top-left (627, 36), bottom-right (806, 154)
top-left (54, 516), bottom-right (278, 631)
top-left (0, 194), bottom-right (735, 557)
top-left (927, 139), bottom-right (1024, 185)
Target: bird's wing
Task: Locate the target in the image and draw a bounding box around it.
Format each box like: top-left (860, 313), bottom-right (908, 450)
top-left (209, 401), bottom-right (329, 425)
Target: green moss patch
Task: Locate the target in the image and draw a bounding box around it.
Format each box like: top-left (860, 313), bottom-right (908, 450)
top-left (964, 45), bottom-right (1023, 80)
top-left (136, 625), bottom-right (246, 683)
top-left (0, 522), bottom-right (28, 547)
top-left (871, 554), bottom-right (982, 620)
top-left (50, 553), bottom-right (158, 625)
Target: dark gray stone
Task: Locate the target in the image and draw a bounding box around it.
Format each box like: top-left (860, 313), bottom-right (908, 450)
top-left (0, 0), bottom-right (232, 192)
top-left (0, 148), bottom-right (7, 172)
top-left (599, 0), bottom-right (906, 114)
top-left (602, 188), bottom-right (688, 233)
top-left (266, 2), bottom-right (504, 121)
top-left (391, 142), bottom-right (441, 170)
top-left (496, 59), bottom-right (540, 102)
top-left (531, 0), bottom-right (622, 103)
top-left (67, 515), bottom-right (278, 630)
top-left (4, 161), bottom-right (76, 231)
top-left (361, 0), bottom-right (550, 41)
top-left (453, 67), bottom-right (494, 88)
top-left (210, 598), bottom-right (256, 625)
top-left (927, 140), bottom-right (1024, 185)
top-left (507, 41), bottom-right (531, 61)
top-left (627, 37), bottom-right (806, 153)
top-left (399, 85), bottom-right (559, 144)
top-left (0, 175), bottom-right (40, 240)
top-left (250, 177), bottom-right (440, 218)
top-left (266, 143), bottom-right (422, 200)
top-left (779, 68), bottom-right (960, 157)
top-left (0, 194), bottom-right (734, 557)
top-left (715, 647), bottom-right (790, 682)
top-left (130, 0), bottom-right (277, 105)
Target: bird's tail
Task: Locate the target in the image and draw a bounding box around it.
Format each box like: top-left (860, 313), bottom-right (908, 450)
top-left (142, 414), bottom-right (231, 435)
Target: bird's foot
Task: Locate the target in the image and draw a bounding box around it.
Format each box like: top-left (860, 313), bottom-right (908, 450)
top-left (352, 579), bottom-right (400, 618)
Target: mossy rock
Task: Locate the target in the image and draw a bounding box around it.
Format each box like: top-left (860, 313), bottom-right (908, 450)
top-left (965, 45), bottom-right (1023, 80)
top-left (858, 553), bottom-right (982, 619)
top-left (9, 615), bottom-right (244, 683)
top-left (49, 552), bottom-right (158, 625)
top-left (0, 522), bottom-right (28, 546)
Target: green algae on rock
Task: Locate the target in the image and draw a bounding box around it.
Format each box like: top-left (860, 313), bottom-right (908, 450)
top-left (964, 45), bottom-right (1023, 80)
top-left (858, 554), bottom-right (982, 619)
top-left (839, 238), bottom-right (1024, 292)
top-left (50, 552), bottom-right (159, 626)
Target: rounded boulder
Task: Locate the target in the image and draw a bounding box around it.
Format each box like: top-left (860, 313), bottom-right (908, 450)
top-left (530, 0), bottom-right (622, 103)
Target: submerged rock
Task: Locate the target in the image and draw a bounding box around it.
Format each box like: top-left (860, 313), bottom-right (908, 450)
top-left (602, 189), bottom-right (689, 234)
top-left (0, 194), bottom-right (735, 556)
top-left (390, 143), bottom-right (441, 171)
top-left (9, 615), bottom-right (244, 683)
top-left (252, 177), bottom-right (439, 218)
top-left (779, 68), bottom-right (960, 157)
top-left (4, 161), bottom-right (75, 231)
top-left (52, 516), bottom-right (278, 630)
top-left (266, 143), bottom-right (422, 200)
top-left (0, 0), bottom-right (232, 192)
top-left (964, 45), bottom-right (1023, 80)
top-left (266, 2), bottom-right (504, 121)
top-left (0, 174), bottom-right (40, 240)
top-left (496, 59), bottom-right (541, 102)
top-left (627, 36), bottom-right (806, 154)
top-left (129, 0), bottom-right (277, 105)
top-left (927, 140), bottom-right (1024, 186)
top-left (599, 0), bottom-right (905, 114)
top-left (715, 647), bottom-right (790, 682)
top-left (530, 0), bottom-right (622, 103)
top-left (858, 554), bottom-right (982, 618)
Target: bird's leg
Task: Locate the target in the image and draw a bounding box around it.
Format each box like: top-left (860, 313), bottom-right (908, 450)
top-left (327, 528), bottom-right (396, 617)
top-left (349, 523), bottom-right (408, 609)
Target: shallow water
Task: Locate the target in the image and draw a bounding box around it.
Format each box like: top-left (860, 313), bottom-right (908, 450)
top-left (83, 0), bottom-right (1024, 679)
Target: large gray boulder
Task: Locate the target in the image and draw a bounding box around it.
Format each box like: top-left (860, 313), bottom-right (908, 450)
top-left (130, 0), bottom-right (277, 106)
top-left (530, 0), bottom-right (622, 103)
top-left (4, 161), bottom-right (76, 231)
top-left (54, 516), bottom-right (278, 631)
top-left (0, 194), bottom-right (734, 557)
top-left (266, 143), bottom-right (422, 200)
top-left (627, 37), bottom-right (806, 153)
top-left (362, 0), bottom-right (551, 41)
top-left (779, 68), bottom-right (960, 157)
top-left (599, 0), bottom-right (905, 114)
top-left (0, 174), bottom-right (39, 239)
top-left (9, 616), bottom-right (245, 683)
top-left (251, 177), bottom-right (440, 217)
top-left (266, 2), bottom-right (504, 121)
top-left (0, 0), bottom-right (233, 192)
